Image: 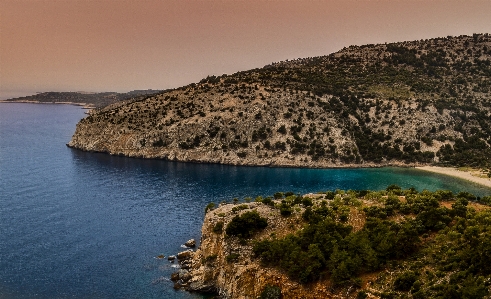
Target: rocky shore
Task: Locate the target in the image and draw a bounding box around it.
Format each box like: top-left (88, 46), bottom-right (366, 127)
top-left (169, 189), bottom-right (491, 299)
top-left (170, 198), bottom-right (365, 299)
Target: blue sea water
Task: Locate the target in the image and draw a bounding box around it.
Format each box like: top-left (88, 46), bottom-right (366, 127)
top-left (1, 103), bottom-right (490, 299)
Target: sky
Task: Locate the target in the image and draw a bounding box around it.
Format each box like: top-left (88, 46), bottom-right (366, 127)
top-left (1, 0), bottom-right (491, 100)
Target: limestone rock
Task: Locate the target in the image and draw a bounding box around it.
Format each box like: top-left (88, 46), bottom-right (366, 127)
top-left (177, 250), bottom-right (194, 261)
top-left (184, 239), bottom-right (196, 248)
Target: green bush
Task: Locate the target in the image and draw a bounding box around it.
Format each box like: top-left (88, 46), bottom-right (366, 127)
top-left (279, 202), bottom-right (292, 217)
top-left (274, 192), bottom-right (284, 199)
top-left (226, 253), bottom-right (240, 263)
top-left (213, 221), bottom-right (224, 233)
top-left (225, 211), bottom-right (268, 238)
top-left (262, 197), bottom-right (274, 206)
top-left (259, 284), bottom-right (281, 299)
top-left (205, 202), bottom-right (216, 213)
top-left (394, 271), bottom-right (418, 291)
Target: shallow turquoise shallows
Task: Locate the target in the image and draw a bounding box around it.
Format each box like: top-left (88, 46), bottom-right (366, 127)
top-left (1, 103), bottom-right (490, 299)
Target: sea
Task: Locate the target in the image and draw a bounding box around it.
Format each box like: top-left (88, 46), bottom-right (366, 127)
top-left (1, 103), bottom-right (490, 299)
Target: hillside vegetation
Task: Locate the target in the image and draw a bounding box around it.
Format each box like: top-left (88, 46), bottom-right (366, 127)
top-left (69, 34), bottom-right (491, 169)
top-left (178, 187), bottom-right (491, 299)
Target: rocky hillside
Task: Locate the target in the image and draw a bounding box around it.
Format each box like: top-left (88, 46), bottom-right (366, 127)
top-left (69, 34), bottom-right (491, 168)
top-left (174, 188), bottom-right (491, 299)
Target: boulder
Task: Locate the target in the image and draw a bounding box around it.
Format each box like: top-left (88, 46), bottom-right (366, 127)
top-left (177, 250), bottom-right (194, 261)
top-left (180, 272), bottom-right (192, 282)
top-left (187, 281), bottom-right (217, 293)
top-left (184, 239), bottom-right (196, 248)
top-left (168, 255), bottom-right (176, 261)
top-left (181, 260), bottom-right (192, 269)
top-left (170, 272), bottom-right (180, 282)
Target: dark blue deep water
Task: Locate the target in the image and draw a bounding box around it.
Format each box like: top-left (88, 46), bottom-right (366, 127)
top-left (1, 103), bottom-right (490, 299)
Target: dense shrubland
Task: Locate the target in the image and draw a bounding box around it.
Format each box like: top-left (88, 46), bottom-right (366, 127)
top-left (242, 186), bottom-right (491, 298)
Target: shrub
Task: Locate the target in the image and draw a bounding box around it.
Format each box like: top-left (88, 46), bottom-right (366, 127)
top-left (213, 221), bottom-right (224, 233)
top-left (301, 197), bottom-right (313, 207)
top-left (274, 192), bottom-right (284, 199)
top-left (325, 191), bottom-right (335, 200)
top-left (262, 197), bottom-right (274, 206)
top-left (204, 254), bottom-right (217, 265)
top-left (237, 151), bottom-right (247, 158)
top-left (205, 202), bottom-right (216, 213)
top-left (259, 285), bottom-right (281, 299)
top-left (226, 253), bottom-right (240, 263)
top-left (279, 203), bottom-right (292, 217)
top-left (277, 125), bottom-right (287, 134)
top-left (225, 211), bottom-right (268, 238)
top-left (386, 184), bottom-right (402, 195)
top-left (232, 204), bottom-right (249, 212)
top-left (394, 271), bottom-right (418, 291)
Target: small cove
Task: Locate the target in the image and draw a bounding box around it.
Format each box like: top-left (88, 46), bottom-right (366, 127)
top-left (1, 103), bottom-right (490, 299)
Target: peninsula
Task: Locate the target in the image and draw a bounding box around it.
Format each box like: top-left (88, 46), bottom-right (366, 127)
top-left (174, 188), bottom-right (491, 298)
top-left (2, 90), bottom-right (163, 109)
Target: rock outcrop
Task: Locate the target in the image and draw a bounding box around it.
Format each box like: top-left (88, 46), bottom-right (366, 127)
top-left (175, 190), bottom-right (491, 299)
top-left (178, 199), bottom-right (356, 298)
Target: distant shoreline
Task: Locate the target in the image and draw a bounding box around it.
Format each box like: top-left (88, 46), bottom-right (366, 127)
top-left (0, 100), bottom-right (95, 110)
top-left (416, 166), bottom-right (491, 190)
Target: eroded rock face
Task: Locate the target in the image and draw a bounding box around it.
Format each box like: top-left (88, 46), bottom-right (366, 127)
top-left (184, 239), bottom-right (196, 248)
top-left (179, 201), bottom-right (354, 299)
top-left (177, 250), bottom-right (194, 261)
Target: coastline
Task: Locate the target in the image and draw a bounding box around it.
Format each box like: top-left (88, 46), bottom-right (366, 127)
top-left (416, 166), bottom-right (491, 190)
top-left (0, 100), bottom-right (95, 110)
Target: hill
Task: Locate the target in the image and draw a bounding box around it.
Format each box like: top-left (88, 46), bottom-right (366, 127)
top-left (3, 90), bottom-right (163, 108)
top-left (68, 34), bottom-right (491, 168)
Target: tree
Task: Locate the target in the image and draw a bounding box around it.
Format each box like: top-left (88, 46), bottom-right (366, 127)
top-left (226, 211), bottom-right (268, 238)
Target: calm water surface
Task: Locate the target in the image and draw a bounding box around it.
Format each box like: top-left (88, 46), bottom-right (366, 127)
top-left (1, 103), bottom-right (490, 298)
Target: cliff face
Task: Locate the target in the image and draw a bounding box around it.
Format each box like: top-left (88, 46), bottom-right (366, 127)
top-left (175, 190), bottom-right (491, 299)
top-left (69, 34), bottom-right (491, 168)
top-left (179, 199), bottom-right (353, 299)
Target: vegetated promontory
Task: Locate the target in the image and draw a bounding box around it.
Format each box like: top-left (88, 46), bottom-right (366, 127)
top-left (69, 34), bottom-right (491, 169)
top-left (176, 187), bottom-right (491, 299)
top-left (3, 90), bottom-right (162, 108)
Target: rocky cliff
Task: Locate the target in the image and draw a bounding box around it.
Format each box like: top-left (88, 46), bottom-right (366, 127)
top-left (68, 34), bottom-right (491, 168)
top-left (173, 189), bottom-right (491, 299)
top-left (174, 197), bottom-right (355, 299)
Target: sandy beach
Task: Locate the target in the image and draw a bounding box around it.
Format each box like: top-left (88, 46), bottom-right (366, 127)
top-left (416, 166), bottom-right (491, 190)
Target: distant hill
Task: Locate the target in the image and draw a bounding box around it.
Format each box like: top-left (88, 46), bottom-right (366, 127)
top-left (3, 90), bottom-right (163, 108)
top-left (68, 34), bottom-right (491, 169)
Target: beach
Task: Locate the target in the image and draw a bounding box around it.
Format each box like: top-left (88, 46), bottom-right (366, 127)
top-left (416, 166), bottom-right (491, 190)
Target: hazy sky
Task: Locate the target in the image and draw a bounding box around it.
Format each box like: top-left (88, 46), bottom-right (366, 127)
top-left (1, 0), bottom-right (491, 99)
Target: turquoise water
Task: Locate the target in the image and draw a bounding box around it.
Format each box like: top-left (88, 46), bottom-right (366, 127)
top-left (1, 103), bottom-right (490, 299)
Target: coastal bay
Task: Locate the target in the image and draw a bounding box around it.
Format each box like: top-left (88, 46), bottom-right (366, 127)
top-left (1, 103), bottom-right (490, 299)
